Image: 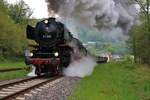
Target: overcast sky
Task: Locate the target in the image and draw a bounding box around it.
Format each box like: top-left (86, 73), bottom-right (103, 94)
top-left (6, 0), bottom-right (49, 18)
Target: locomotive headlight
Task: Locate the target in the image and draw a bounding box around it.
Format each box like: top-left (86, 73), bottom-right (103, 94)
top-left (54, 52), bottom-right (59, 57)
top-left (25, 50), bottom-right (33, 57)
top-left (29, 53), bottom-right (33, 57)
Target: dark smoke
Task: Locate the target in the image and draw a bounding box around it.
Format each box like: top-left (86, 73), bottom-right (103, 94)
top-left (46, 0), bottom-right (65, 13)
top-left (46, 0), bottom-right (139, 33)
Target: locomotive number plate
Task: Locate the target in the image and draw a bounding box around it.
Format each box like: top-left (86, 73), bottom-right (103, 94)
top-left (43, 35), bottom-right (52, 38)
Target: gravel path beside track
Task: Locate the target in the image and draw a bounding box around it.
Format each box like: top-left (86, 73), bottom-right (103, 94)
top-left (25, 77), bottom-right (81, 100)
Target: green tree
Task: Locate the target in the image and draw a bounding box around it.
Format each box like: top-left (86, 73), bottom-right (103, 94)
top-left (131, 0), bottom-right (150, 64)
top-left (8, 0), bottom-right (33, 25)
top-left (0, 0), bottom-right (27, 60)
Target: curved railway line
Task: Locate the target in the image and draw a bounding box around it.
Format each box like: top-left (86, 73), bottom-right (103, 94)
top-left (0, 76), bottom-right (62, 100)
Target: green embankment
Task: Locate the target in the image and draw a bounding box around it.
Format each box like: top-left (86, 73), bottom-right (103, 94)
top-left (0, 61), bottom-right (26, 69)
top-left (0, 61), bottom-right (29, 81)
top-left (0, 70), bottom-right (28, 81)
top-left (69, 62), bottom-right (150, 100)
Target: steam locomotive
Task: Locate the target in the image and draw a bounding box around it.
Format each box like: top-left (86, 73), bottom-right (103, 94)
top-left (25, 18), bottom-right (87, 76)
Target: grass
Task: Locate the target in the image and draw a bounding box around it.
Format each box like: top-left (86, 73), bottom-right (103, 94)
top-left (0, 61), bottom-right (26, 69)
top-left (0, 60), bottom-right (29, 81)
top-left (69, 62), bottom-right (150, 100)
top-left (0, 70), bottom-right (29, 81)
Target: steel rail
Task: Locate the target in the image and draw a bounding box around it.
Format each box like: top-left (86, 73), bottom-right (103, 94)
top-left (0, 76), bottom-right (38, 90)
top-left (0, 76), bottom-right (62, 100)
top-left (0, 67), bottom-right (30, 73)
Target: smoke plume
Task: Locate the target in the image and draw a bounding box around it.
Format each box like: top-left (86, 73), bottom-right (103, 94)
top-left (46, 0), bottom-right (139, 33)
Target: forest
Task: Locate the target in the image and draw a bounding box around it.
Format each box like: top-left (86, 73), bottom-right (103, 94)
top-left (0, 0), bottom-right (36, 61)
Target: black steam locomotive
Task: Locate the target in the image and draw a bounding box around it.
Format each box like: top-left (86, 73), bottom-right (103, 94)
top-left (25, 18), bottom-right (84, 76)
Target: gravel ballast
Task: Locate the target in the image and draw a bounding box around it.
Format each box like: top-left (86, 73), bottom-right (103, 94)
top-left (25, 77), bottom-right (81, 100)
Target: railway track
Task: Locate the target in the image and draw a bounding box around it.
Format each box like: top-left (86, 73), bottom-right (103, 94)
top-left (0, 67), bottom-right (30, 73)
top-left (0, 76), bottom-right (62, 100)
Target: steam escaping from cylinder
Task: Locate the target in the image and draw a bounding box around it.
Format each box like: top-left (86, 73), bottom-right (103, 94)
top-left (63, 56), bottom-right (96, 78)
top-left (28, 65), bottom-right (37, 76)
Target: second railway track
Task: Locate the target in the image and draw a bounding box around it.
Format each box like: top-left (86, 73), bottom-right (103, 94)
top-left (0, 75), bottom-right (62, 100)
top-left (0, 67), bottom-right (30, 73)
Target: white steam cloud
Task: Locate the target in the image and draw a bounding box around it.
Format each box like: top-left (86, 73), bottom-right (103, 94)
top-left (46, 0), bottom-right (140, 33)
top-left (63, 56), bottom-right (96, 77)
top-left (28, 65), bottom-right (37, 76)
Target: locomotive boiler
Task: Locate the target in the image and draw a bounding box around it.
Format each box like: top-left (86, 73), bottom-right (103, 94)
top-left (25, 18), bottom-right (87, 76)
